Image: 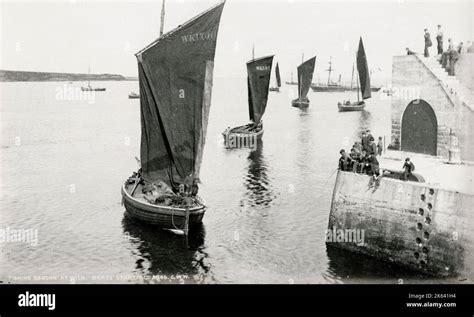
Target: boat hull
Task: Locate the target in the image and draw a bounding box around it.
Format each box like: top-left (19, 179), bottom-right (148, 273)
top-left (81, 87), bottom-right (106, 91)
top-left (311, 85), bottom-right (381, 92)
top-left (338, 101), bottom-right (365, 112)
top-left (121, 183), bottom-right (205, 228)
top-left (128, 94), bottom-right (140, 99)
top-left (222, 124), bottom-right (263, 148)
top-left (269, 87), bottom-right (280, 92)
top-left (291, 98), bottom-right (309, 108)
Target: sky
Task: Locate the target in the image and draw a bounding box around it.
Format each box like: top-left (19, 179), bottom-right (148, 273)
top-left (0, 0), bottom-right (472, 83)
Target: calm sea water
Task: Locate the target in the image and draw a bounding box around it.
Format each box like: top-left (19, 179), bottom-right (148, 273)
top-left (0, 80), bottom-right (448, 284)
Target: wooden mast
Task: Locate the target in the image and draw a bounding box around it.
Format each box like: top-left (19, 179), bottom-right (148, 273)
top-left (327, 56), bottom-right (333, 86)
top-left (355, 50), bottom-right (360, 102)
top-left (159, 0), bottom-right (165, 37)
top-left (350, 63), bottom-right (355, 89)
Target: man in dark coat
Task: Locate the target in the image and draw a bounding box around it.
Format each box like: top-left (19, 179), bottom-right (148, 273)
top-left (436, 25), bottom-right (443, 55)
top-left (338, 149), bottom-right (353, 172)
top-left (350, 147), bottom-right (361, 172)
top-left (424, 28), bottom-right (432, 57)
top-left (401, 157), bottom-right (415, 181)
top-left (361, 132), bottom-right (370, 152)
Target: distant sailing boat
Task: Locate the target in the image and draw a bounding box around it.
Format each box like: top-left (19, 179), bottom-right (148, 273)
top-left (121, 1), bottom-right (225, 229)
top-left (291, 56), bottom-right (316, 108)
top-left (81, 68), bottom-right (106, 91)
top-left (285, 71), bottom-right (298, 85)
top-left (338, 37), bottom-right (371, 112)
top-left (269, 62), bottom-right (281, 92)
top-left (222, 55), bottom-right (274, 147)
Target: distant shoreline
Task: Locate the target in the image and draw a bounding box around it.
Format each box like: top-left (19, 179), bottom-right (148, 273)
top-left (0, 70), bottom-right (138, 82)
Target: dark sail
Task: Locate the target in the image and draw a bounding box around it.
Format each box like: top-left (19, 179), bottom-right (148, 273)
top-left (136, 2), bottom-right (225, 188)
top-left (247, 55), bottom-right (274, 124)
top-left (275, 62), bottom-right (281, 87)
top-left (357, 37), bottom-right (371, 100)
top-left (297, 56), bottom-right (316, 99)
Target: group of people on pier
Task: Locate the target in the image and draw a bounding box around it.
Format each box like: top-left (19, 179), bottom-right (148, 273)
top-left (338, 130), bottom-right (383, 179)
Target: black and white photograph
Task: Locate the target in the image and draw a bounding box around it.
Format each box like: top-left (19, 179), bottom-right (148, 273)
top-left (0, 0), bottom-right (473, 314)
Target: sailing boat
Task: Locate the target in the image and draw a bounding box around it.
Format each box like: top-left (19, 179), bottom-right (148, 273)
top-left (81, 68), bottom-right (106, 91)
top-left (121, 1), bottom-right (225, 229)
top-left (291, 56), bottom-right (316, 108)
top-left (222, 55), bottom-right (274, 147)
top-left (269, 62), bottom-right (281, 92)
top-left (338, 37), bottom-right (371, 112)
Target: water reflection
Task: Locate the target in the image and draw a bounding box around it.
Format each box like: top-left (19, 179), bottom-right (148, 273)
top-left (122, 215), bottom-right (209, 283)
top-left (325, 246), bottom-right (424, 281)
top-left (356, 109), bottom-right (373, 138)
top-left (241, 140), bottom-right (274, 207)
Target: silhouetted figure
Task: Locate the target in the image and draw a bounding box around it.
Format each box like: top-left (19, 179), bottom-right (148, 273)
top-left (424, 28), bottom-right (432, 57)
top-left (406, 47), bottom-right (416, 55)
top-left (338, 149), bottom-right (353, 172)
top-left (377, 136), bottom-right (383, 156)
top-left (401, 157), bottom-right (415, 181)
top-left (436, 25), bottom-right (444, 54)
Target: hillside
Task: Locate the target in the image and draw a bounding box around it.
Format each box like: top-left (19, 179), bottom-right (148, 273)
top-left (0, 70), bottom-right (137, 82)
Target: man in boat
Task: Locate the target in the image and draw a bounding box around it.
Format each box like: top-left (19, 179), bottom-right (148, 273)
top-left (401, 157), bottom-right (415, 181)
top-left (338, 149), bottom-right (353, 172)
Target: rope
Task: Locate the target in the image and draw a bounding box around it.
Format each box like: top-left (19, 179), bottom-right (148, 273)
top-left (171, 208), bottom-right (180, 231)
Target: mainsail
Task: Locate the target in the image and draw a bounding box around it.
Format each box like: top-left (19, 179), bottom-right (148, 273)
top-left (297, 57), bottom-right (316, 99)
top-left (247, 55), bottom-right (274, 124)
top-left (136, 2), bottom-right (225, 188)
top-left (275, 62), bottom-right (281, 87)
top-left (356, 37), bottom-right (371, 100)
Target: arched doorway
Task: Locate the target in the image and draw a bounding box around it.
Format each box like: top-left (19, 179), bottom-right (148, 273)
top-left (401, 100), bottom-right (437, 155)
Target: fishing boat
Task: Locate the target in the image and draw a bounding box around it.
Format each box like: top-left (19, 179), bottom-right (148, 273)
top-left (269, 62), bottom-right (281, 92)
top-left (338, 37), bottom-right (371, 112)
top-left (222, 55), bottom-right (273, 147)
top-left (291, 56), bottom-right (316, 108)
top-left (81, 68), bottom-right (106, 91)
top-left (122, 1), bottom-right (225, 230)
top-left (128, 92), bottom-right (140, 99)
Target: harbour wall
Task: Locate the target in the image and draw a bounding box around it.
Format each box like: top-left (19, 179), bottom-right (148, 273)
top-left (390, 55), bottom-right (474, 162)
top-left (328, 171), bottom-right (474, 279)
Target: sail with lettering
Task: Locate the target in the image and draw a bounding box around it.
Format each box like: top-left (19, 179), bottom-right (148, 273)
top-left (247, 55), bottom-right (274, 124)
top-left (297, 56), bottom-right (316, 100)
top-left (357, 37), bottom-right (371, 100)
top-left (275, 62), bottom-right (281, 87)
top-left (136, 1), bottom-right (225, 189)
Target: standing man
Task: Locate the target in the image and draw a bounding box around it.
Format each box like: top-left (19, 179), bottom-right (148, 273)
top-left (436, 25), bottom-right (443, 55)
top-left (361, 131), bottom-right (369, 152)
top-left (424, 28), bottom-right (432, 57)
top-left (377, 136), bottom-right (384, 156)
